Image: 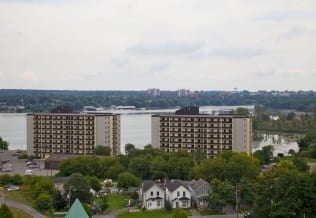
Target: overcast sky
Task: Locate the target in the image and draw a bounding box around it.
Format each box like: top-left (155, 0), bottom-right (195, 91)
top-left (0, 0), bottom-right (315, 91)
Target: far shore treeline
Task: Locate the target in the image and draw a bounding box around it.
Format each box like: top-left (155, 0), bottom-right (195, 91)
top-left (0, 89), bottom-right (315, 112)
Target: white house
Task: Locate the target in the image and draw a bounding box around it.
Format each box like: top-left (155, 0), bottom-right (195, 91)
top-left (139, 181), bottom-right (165, 210)
top-left (166, 179), bottom-right (191, 209)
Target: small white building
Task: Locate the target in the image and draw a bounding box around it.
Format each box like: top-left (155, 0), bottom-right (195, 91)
top-left (139, 181), bottom-right (165, 210)
top-left (166, 179), bottom-right (191, 209)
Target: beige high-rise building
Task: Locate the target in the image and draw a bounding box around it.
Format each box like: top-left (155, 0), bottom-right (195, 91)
top-left (151, 107), bottom-right (252, 158)
top-left (27, 110), bottom-right (120, 158)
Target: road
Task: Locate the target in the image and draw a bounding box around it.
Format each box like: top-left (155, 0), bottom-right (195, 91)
top-left (2, 197), bottom-right (46, 218)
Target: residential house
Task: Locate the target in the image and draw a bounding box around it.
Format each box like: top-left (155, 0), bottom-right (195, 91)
top-left (139, 181), bottom-right (165, 210)
top-left (166, 179), bottom-right (191, 209)
top-left (189, 178), bottom-right (210, 208)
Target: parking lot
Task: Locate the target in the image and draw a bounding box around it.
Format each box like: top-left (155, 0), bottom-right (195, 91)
top-left (0, 150), bottom-right (58, 176)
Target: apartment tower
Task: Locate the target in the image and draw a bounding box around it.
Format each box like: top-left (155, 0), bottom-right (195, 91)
top-left (151, 107), bottom-right (252, 158)
top-left (27, 107), bottom-right (120, 158)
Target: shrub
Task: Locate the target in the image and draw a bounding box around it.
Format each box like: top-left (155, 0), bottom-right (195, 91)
top-left (35, 193), bottom-right (53, 212)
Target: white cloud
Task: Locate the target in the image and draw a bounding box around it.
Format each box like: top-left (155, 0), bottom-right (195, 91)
top-left (127, 41), bottom-right (205, 56)
top-left (0, 0), bottom-right (315, 90)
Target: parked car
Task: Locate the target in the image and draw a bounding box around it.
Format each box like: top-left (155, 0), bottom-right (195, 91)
top-left (26, 161), bottom-right (36, 166)
top-left (28, 164), bottom-right (38, 169)
top-left (25, 169), bottom-right (33, 175)
top-left (6, 185), bottom-right (19, 191)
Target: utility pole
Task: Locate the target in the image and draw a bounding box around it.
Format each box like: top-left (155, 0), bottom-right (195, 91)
top-left (236, 184), bottom-right (240, 218)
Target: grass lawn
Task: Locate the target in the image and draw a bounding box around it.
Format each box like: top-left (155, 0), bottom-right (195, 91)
top-left (198, 209), bottom-right (224, 215)
top-left (106, 194), bottom-right (129, 211)
top-left (118, 210), bottom-right (173, 218)
top-left (4, 189), bottom-right (32, 207)
top-left (10, 207), bottom-right (33, 218)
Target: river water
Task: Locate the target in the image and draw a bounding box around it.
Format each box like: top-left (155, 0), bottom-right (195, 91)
top-left (0, 106), bottom-right (301, 155)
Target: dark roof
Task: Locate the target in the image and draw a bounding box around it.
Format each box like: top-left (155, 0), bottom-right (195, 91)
top-left (146, 197), bottom-right (163, 201)
top-left (166, 179), bottom-right (189, 192)
top-left (190, 178), bottom-right (210, 191)
top-left (178, 196), bottom-right (190, 201)
top-left (172, 196), bottom-right (190, 201)
top-left (142, 181), bottom-right (164, 192)
top-left (52, 177), bottom-right (70, 184)
top-left (175, 106), bottom-right (199, 115)
top-left (143, 180), bottom-right (155, 192)
top-left (50, 106), bottom-right (73, 113)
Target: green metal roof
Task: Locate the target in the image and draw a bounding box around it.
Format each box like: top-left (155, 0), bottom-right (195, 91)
top-left (65, 198), bottom-right (89, 218)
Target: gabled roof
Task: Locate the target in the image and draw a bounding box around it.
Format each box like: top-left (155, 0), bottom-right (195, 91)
top-left (65, 198), bottom-right (89, 218)
top-left (166, 179), bottom-right (189, 192)
top-left (190, 178), bottom-right (210, 191)
top-left (142, 180), bottom-right (164, 192)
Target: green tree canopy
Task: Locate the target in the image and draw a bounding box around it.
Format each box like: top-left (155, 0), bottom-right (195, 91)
top-left (253, 145), bottom-right (274, 166)
top-left (0, 204), bottom-right (13, 218)
top-left (0, 136), bottom-right (9, 151)
top-left (35, 193), bottom-right (53, 212)
top-left (64, 173), bottom-right (91, 204)
top-left (195, 152), bottom-right (260, 184)
top-left (117, 172), bottom-right (141, 189)
top-left (209, 178), bottom-right (234, 211)
top-left (253, 165), bottom-right (316, 217)
top-left (94, 145), bottom-right (111, 156)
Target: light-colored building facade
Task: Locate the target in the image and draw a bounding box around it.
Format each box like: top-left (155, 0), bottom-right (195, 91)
top-left (27, 112), bottom-right (120, 158)
top-left (188, 178), bottom-right (210, 209)
top-left (139, 181), bottom-right (165, 210)
top-left (166, 179), bottom-right (191, 209)
top-left (151, 107), bottom-right (252, 158)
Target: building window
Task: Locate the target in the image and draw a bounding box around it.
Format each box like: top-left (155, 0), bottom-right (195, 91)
top-left (183, 192), bottom-right (186, 197)
top-left (150, 192), bottom-right (153, 196)
top-left (157, 191), bottom-right (159, 196)
top-left (177, 191), bottom-right (180, 197)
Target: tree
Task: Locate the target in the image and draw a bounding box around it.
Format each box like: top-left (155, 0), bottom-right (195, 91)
top-left (298, 132), bottom-right (316, 151)
top-left (193, 148), bottom-right (206, 165)
top-left (94, 145), bottom-right (111, 156)
top-left (64, 173), bottom-right (91, 204)
top-left (128, 156), bottom-right (151, 179)
top-left (253, 145), bottom-right (274, 166)
top-left (125, 143), bottom-right (136, 156)
top-left (0, 204), bottom-right (13, 218)
top-left (53, 190), bottom-right (67, 210)
top-left (35, 193), bottom-right (53, 212)
top-left (87, 176), bottom-right (101, 192)
top-left (253, 164), bottom-right (316, 217)
top-left (196, 152), bottom-right (260, 184)
top-left (209, 178), bottom-right (234, 212)
top-left (292, 158), bottom-right (310, 172)
top-left (0, 136), bottom-right (9, 151)
top-left (11, 174), bottom-right (23, 185)
top-left (167, 151), bottom-right (195, 180)
top-left (286, 111), bottom-right (296, 120)
top-left (233, 107), bottom-right (250, 116)
top-left (117, 172), bottom-right (141, 189)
